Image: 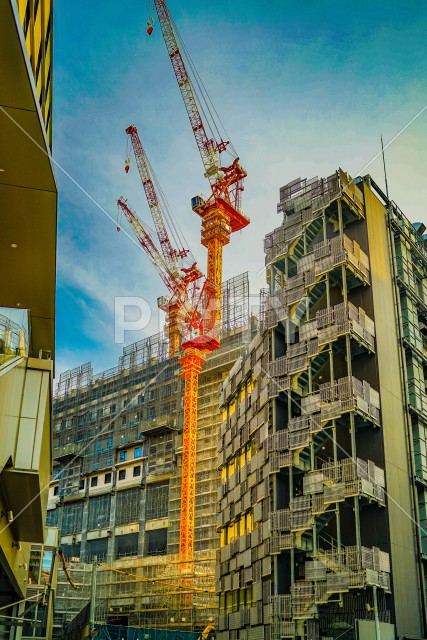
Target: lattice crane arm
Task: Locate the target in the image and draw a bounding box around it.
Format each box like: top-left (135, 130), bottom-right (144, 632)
top-left (117, 197), bottom-right (176, 294)
top-left (152, 0), bottom-right (221, 188)
top-left (152, 0), bottom-right (248, 216)
top-left (125, 124), bottom-right (187, 273)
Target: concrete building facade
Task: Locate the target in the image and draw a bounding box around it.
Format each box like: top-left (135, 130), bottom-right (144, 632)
top-left (217, 171), bottom-right (426, 640)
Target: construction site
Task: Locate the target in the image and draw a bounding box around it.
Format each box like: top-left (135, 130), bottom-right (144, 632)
top-left (48, 273), bottom-right (254, 635)
top-left (42, 1), bottom-right (427, 639)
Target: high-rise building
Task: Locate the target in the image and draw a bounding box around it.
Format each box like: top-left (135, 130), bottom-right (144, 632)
top-left (0, 0), bottom-right (57, 638)
top-left (48, 274), bottom-right (253, 636)
top-left (217, 170), bottom-right (427, 640)
top-left (15, 0), bottom-right (53, 145)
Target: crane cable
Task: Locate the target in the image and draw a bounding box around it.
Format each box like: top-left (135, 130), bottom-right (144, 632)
top-left (171, 14), bottom-right (238, 161)
top-left (58, 549), bottom-right (81, 590)
top-left (146, 155), bottom-right (196, 266)
top-left (98, 563), bottom-right (215, 594)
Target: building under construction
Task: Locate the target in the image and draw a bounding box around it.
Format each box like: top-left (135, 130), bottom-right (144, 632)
top-left (48, 273), bottom-right (253, 635)
top-left (217, 170), bottom-right (427, 640)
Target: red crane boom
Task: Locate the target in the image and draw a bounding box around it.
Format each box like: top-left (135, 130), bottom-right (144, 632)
top-left (152, 0), bottom-right (249, 329)
top-left (125, 124), bottom-right (187, 274)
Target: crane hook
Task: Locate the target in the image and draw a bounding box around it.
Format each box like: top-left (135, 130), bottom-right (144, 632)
top-left (147, 16), bottom-right (154, 35)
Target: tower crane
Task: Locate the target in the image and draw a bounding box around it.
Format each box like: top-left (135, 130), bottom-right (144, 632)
top-left (123, 124), bottom-right (198, 357)
top-left (151, 0), bottom-right (250, 330)
top-left (118, 173), bottom-right (219, 573)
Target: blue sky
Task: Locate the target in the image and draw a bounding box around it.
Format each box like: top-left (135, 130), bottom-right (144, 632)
top-left (53, 0), bottom-right (427, 378)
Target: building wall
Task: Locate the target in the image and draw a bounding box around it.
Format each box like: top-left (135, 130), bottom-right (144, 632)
top-left (363, 183), bottom-right (423, 635)
top-left (217, 171), bottom-right (426, 640)
top-left (16, 0), bottom-right (53, 145)
top-left (0, 2), bottom-right (56, 637)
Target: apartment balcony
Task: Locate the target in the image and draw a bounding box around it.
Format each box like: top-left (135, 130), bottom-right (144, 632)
top-left (0, 306), bottom-right (30, 372)
top-left (270, 545), bottom-right (390, 626)
top-left (269, 458), bottom-right (385, 542)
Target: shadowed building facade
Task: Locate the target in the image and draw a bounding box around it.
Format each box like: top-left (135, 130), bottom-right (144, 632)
top-left (0, 0), bottom-right (57, 638)
top-left (217, 171), bottom-right (427, 640)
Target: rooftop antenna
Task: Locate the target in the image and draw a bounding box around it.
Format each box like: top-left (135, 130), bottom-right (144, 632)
top-left (381, 135), bottom-right (390, 202)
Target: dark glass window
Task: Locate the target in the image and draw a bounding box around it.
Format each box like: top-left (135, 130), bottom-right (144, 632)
top-left (119, 451), bottom-right (127, 462)
top-left (86, 538), bottom-right (108, 561)
top-left (118, 469), bottom-right (126, 481)
top-left (46, 509), bottom-right (58, 527)
top-left (134, 446), bottom-right (142, 458)
top-left (62, 502), bottom-right (84, 535)
top-left (133, 466), bottom-right (141, 477)
top-left (88, 495), bottom-right (111, 530)
top-left (116, 488), bottom-right (140, 525)
top-left (146, 528), bottom-right (167, 556)
top-left (90, 476), bottom-right (98, 488)
top-left (146, 481), bottom-right (169, 520)
top-left (104, 472), bottom-right (112, 484)
top-left (115, 533), bottom-right (139, 558)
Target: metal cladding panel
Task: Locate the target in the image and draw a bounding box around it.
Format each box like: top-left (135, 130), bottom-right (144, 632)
top-left (253, 580), bottom-right (262, 601)
top-left (364, 183), bottom-right (422, 637)
top-left (247, 626), bottom-right (264, 640)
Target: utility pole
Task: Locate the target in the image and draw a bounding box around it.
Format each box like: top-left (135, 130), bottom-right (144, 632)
top-left (89, 556), bottom-right (97, 636)
top-left (373, 585), bottom-right (381, 640)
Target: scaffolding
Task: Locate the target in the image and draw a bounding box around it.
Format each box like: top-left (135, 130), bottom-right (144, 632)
top-left (50, 272), bottom-right (253, 636)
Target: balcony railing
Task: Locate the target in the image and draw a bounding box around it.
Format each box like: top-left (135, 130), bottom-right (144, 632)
top-left (0, 307), bottom-right (30, 370)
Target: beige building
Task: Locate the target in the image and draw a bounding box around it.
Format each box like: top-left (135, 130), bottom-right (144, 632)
top-left (0, 0), bottom-right (57, 637)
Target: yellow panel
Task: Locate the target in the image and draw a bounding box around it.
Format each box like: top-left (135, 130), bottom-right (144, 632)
top-left (34, 5), bottom-right (41, 49)
top-left (17, 0), bottom-right (27, 22)
top-left (32, 370), bottom-right (49, 469)
top-left (43, 0), bottom-right (51, 30)
top-left (21, 369), bottom-right (42, 418)
top-left (15, 417), bottom-right (37, 468)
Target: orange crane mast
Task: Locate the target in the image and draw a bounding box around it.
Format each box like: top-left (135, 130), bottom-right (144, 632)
top-left (117, 194), bottom-right (218, 572)
top-left (152, 0), bottom-right (250, 329)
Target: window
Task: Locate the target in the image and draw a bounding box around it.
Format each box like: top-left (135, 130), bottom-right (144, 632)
top-left (121, 415), bottom-right (127, 426)
top-left (104, 473), bottom-right (112, 484)
top-left (46, 509), bottom-right (58, 527)
top-left (119, 451), bottom-right (127, 462)
top-left (116, 488), bottom-right (140, 525)
top-left (88, 495), bottom-right (111, 530)
top-left (115, 533), bottom-right (139, 558)
top-left (146, 528), bottom-right (167, 556)
top-left (133, 466), bottom-right (141, 477)
top-left (118, 469), bottom-right (126, 481)
top-left (90, 477), bottom-right (98, 488)
top-left (53, 486), bottom-right (59, 496)
top-left (134, 446), bottom-right (142, 459)
top-left (146, 481), bottom-right (169, 520)
top-left (86, 538), bottom-right (108, 561)
top-left (61, 502), bottom-right (84, 535)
